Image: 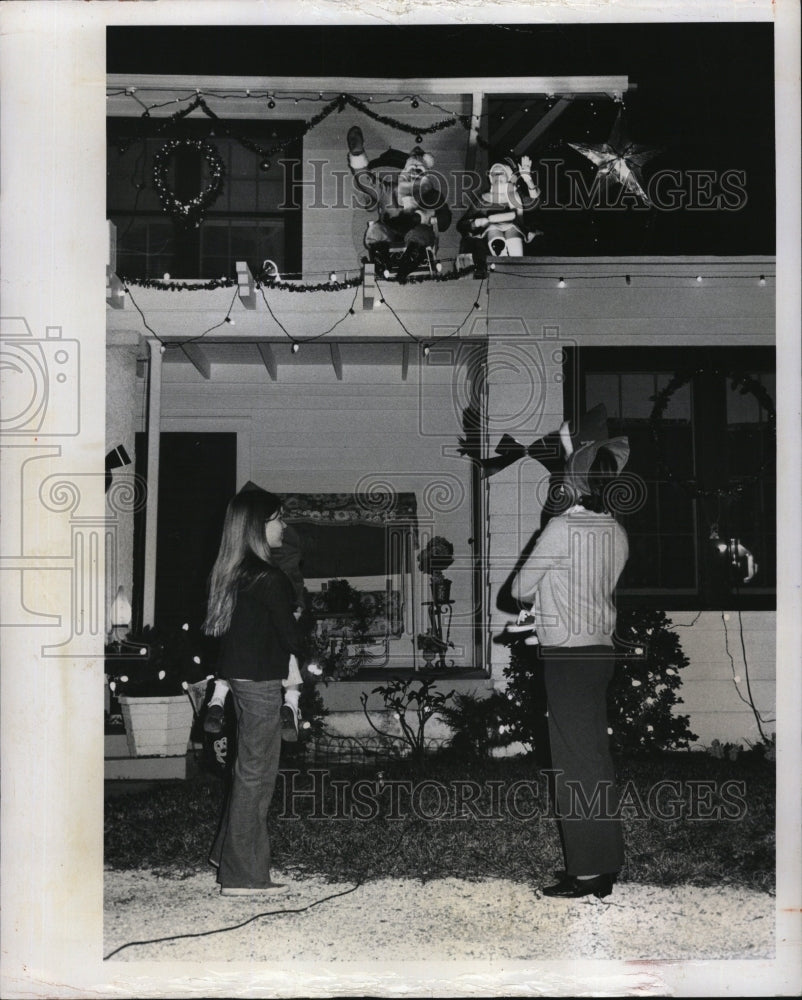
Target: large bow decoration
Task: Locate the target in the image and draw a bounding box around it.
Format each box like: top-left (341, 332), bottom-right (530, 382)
top-left (479, 404), bottom-right (611, 478)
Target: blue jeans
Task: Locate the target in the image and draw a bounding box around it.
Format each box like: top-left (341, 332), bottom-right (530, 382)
top-left (210, 678), bottom-right (283, 888)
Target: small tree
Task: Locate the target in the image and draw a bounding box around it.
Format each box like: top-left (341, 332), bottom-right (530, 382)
top-left (360, 677), bottom-right (454, 763)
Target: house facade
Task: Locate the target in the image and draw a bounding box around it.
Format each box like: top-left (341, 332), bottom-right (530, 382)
top-left (106, 73), bottom-right (776, 747)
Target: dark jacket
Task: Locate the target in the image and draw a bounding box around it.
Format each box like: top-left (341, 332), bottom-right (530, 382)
top-left (216, 565), bottom-right (304, 682)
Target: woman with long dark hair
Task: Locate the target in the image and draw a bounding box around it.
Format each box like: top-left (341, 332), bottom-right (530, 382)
top-left (203, 488), bottom-right (304, 896)
top-left (514, 438), bottom-right (630, 900)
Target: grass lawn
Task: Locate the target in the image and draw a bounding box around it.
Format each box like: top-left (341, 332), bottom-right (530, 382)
top-left (104, 750), bottom-right (775, 893)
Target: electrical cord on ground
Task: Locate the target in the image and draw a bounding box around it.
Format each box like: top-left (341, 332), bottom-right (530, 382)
top-left (103, 822), bottom-right (408, 960)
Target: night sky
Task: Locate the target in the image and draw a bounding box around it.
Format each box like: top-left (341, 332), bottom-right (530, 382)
top-left (107, 24), bottom-right (775, 255)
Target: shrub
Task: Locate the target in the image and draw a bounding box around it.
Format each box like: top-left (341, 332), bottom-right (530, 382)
top-left (437, 691), bottom-right (514, 759)
top-left (499, 609), bottom-right (698, 756)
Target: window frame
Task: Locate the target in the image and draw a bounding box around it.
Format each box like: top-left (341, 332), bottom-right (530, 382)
top-left (564, 345), bottom-right (776, 611)
top-left (107, 116), bottom-right (302, 279)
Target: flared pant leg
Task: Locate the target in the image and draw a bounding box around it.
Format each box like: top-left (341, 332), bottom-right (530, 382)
top-left (210, 678), bottom-right (283, 889)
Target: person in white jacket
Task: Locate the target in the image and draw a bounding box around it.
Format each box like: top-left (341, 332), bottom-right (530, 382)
top-left (513, 436), bottom-right (630, 900)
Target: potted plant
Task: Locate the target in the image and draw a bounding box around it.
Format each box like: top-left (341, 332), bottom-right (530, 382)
top-left (105, 623), bottom-right (207, 758)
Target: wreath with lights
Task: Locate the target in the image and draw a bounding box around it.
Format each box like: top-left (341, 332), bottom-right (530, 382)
top-left (650, 369), bottom-right (775, 499)
top-left (152, 138), bottom-right (225, 227)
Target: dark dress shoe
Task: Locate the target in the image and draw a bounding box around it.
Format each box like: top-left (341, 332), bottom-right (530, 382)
top-left (541, 873), bottom-right (615, 899)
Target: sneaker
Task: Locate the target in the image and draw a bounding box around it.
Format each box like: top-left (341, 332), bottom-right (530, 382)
top-left (221, 883), bottom-right (288, 897)
top-left (203, 703), bottom-right (225, 735)
top-left (506, 612), bottom-right (537, 634)
top-left (280, 704), bottom-right (299, 742)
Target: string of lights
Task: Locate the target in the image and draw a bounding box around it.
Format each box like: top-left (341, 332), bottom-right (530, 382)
top-left (111, 91), bottom-right (491, 161)
top-left (374, 276), bottom-right (486, 352)
top-left (112, 86), bottom-right (493, 119)
top-left (117, 263), bottom-right (483, 353)
top-left (258, 282), bottom-right (361, 350)
top-left (489, 264), bottom-right (773, 287)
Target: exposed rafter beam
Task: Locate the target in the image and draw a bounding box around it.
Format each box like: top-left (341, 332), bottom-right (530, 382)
top-left (181, 344), bottom-right (211, 379)
top-left (330, 343), bottom-right (343, 381)
top-left (512, 96), bottom-right (573, 156)
top-left (489, 101), bottom-right (531, 148)
top-left (257, 342), bottom-right (278, 380)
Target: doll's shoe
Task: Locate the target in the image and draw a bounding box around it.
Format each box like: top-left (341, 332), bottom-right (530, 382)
top-left (396, 243), bottom-right (426, 283)
top-left (203, 704), bottom-right (225, 735)
top-left (369, 243), bottom-right (393, 279)
top-left (541, 873), bottom-right (614, 899)
top-left (280, 704), bottom-right (299, 742)
top-left (347, 125), bottom-right (365, 156)
top-left (221, 882), bottom-right (288, 897)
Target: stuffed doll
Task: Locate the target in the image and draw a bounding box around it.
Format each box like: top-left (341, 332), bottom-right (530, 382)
top-left (347, 125), bottom-right (452, 283)
top-left (458, 156), bottom-right (541, 274)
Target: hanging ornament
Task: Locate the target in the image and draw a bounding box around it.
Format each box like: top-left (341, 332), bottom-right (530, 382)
top-left (152, 138), bottom-right (225, 228)
top-left (568, 109), bottom-right (660, 207)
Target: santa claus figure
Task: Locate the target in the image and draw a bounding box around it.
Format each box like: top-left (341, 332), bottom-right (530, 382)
top-left (347, 125), bottom-right (452, 283)
top-left (458, 156), bottom-right (541, 274)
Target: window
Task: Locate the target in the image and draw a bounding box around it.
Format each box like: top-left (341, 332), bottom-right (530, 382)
top-left (567, 347), bottom-right (775, 610)
top-left (107, 118), bottom-right (302, 279)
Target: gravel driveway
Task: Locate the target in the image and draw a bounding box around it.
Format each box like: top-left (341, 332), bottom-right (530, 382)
top-left (104, 867), bottom-right (774, 966)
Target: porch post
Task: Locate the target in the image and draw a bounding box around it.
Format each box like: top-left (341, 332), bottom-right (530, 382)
top-left (483, 321), bottom-right (565, 687)
top-left (143, 338), bottom-right (163, 626)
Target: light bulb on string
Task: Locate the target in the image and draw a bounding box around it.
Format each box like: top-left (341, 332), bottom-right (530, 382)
top-left (329, 272), bottom-right (338, 284)
top-left (759, 275), bottom-right (766, 286)
top-left (267, 96), bottom-right (276, 109)
top-left (225, 316), bottom-right (235, 325)
top-left (291, 342), bottom-right (300, 354)
top-left (696, 275), bottom-right (703, 283)
top-left (625, 275), bottom-right (632, 286)
top-left (423, 344), bottom-right (430, 357)
top-left (557, 277), bottom-right (566, 289)
top-left (411, 97), bottom-right (419, 108)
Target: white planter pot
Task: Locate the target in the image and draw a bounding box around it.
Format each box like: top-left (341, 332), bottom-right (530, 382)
top-left (118, 694), bottom-right (193, 757)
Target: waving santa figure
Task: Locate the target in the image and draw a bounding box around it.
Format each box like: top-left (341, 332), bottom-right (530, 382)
top-left (458, 156), bottom-right (541, 274)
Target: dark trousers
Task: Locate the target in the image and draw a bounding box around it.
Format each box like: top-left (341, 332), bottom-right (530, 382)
top-left (542, 646), bottom-right (624, 877)
top-left (210, 678), bottom-right (283, 889)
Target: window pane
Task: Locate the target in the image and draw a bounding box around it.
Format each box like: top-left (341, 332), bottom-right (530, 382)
top-left (579, 349), bottom-right (774, 606)
top-left (620, 373), bottom-right (658, 420)
top-left (585, 372), bottom-right (620, 417)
